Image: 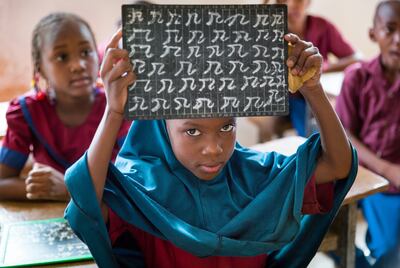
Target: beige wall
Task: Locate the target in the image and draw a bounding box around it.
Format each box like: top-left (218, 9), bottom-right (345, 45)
top-left (309, 0), bottom-right (381, 59)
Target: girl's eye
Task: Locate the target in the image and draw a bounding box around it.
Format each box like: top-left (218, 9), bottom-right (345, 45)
top-left (56, 54), bottom-right (68, 62)
top-left (221, 124), bottom-right (235, 132)
top-left (384, 24), bottom-right (396, 34)
top-left (81, 49), bottom-right (93, 57)
top-left (186, 129), bottom-right (201, 136)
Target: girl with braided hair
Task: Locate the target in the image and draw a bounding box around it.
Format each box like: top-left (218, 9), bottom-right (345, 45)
top-left (0, 12), bottom-right (131, 201)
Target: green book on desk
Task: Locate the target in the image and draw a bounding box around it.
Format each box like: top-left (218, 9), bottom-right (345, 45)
top-left (0, 218), bottom-right (92, 267)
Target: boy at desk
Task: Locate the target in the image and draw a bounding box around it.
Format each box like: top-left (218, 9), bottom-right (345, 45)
top-left (336, 0), bottom-right (400, 265)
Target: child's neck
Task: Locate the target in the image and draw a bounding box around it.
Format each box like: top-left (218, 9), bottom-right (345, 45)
top-left (381, 61), bottom-right (400, 85)
top-left (288, 19), bottom-right (307, 40)
top-left (55, 93), bottom-right (95, 128)
top-left (385, 71), bottom-right (400, 85)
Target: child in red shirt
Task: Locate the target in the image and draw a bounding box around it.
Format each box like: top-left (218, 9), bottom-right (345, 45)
top-left (0, 13), bottom-right (130, 201)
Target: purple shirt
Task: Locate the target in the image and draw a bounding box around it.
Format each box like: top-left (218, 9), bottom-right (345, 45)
top-left (305, 15), bottom-right (355, 61)
top-left (336, 56), bottom-right (400, 192)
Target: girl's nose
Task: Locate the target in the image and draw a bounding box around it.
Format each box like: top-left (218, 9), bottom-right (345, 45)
top-left (202, 140), bottom-right (223, 156)
top-left (70, 58), bottom-right (86, 73)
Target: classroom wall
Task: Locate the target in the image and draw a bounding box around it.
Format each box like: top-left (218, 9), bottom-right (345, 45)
top-left (309, 0), bottom-right (380, 60)
top-left (0, 0), bottom-right (382, 146)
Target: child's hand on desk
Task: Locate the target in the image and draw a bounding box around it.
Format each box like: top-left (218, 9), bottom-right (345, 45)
top-left (25, 163), bottom-right (69, 201)
top-left (381, 163), bottom-right (400, 189)
top-left (100, 29), bottom-right (135, 116)
top-left (285, 33), bottom-right (322, 94)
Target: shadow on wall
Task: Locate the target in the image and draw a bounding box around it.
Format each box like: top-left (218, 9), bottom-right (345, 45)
top-left (0, 56), bottom-right (30, 101)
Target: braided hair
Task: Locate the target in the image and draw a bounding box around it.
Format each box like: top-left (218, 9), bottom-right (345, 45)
top-left (31, 12), bottom-right (97, 74)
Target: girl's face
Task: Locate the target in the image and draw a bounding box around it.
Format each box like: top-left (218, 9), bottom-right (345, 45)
top-left (39, 20), bottom-right (99, 100)
top-left (276, 0), bottom-right (310, 26)
top-left (166, 118), bottom-right (236, 180)
top-left (370, 2), bottom-right (400, 72)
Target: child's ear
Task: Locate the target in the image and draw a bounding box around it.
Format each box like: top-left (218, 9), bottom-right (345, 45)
top-left (369, 28), bottom-right (376, 42)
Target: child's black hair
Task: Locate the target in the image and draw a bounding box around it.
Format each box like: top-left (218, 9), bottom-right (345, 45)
top-left (373, 0), bottom-right (400, 26)
top-left (31, 12), bottom-right (97, 73)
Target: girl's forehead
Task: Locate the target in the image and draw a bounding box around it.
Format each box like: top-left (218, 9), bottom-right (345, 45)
top-left (166, 117), bottom-right (236, 127)
top-left (41, 20), bottom-right (95, 49)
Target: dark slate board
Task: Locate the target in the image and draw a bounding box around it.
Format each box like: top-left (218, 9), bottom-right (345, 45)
top-left (0, 218), bottom-right (92, 267)
top-left (122, 4), bottom-right (288, 120)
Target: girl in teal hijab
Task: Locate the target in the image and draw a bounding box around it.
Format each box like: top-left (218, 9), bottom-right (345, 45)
top-left (65, 31), bottom-right (357, 267)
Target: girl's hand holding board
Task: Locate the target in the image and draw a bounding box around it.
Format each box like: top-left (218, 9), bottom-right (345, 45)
top-left (100, 29), bottom-right (135, 117)
top-left (286, 33), bottom-right (320, 93)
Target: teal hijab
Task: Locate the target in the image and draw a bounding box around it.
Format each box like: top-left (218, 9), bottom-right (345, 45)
top-left (65, 120), bottom-right (357, 267)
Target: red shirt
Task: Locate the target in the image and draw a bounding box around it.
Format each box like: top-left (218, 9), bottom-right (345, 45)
top-left (305, 15), bottom-right (355, 62)
top-left (0, 90), bottom-right (131, 172)
top-left (336, 56), bottom-right (400, 192)
top-left (108, 176), bottom-right (333, 268)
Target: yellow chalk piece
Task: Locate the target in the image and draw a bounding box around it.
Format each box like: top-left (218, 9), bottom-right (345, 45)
top-left (287, 44), bottom-right (317, 93)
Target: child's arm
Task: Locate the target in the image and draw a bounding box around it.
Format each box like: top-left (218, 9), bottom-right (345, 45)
top-left (85, 30), bottom-right (135, 214)
top-left (346, 132), bottom-right (400, 188)
top-left (0, 162), bottom-right (69, 201)
top-left (25, 163), bottom-right (69, 201)
top-left (323, 52), bottom-right (361, 73)
top-left (285, 34), bottom-right (352, 184)
top-left (0, 165), bottom-right (27, 200)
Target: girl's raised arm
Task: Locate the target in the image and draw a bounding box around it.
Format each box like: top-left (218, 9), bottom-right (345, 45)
top-left (285, 33), bottom-right (352, 184)
top-left (87, 30), bottom-right (135, 204)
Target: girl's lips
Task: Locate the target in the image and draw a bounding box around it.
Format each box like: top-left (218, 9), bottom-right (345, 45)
top-left (199, 163), bottom-right (223, 174)
top-left (70, 77), bottom-right (92, 87)
top-left (390, 51), bottom-right (400, 57)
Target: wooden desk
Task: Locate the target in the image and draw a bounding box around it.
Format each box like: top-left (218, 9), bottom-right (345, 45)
top-left (251, 136), bottom-right (389, 268)
top-left (0, 201), bottom-right (96, 267)
top-left (320, 71), bottom-right (344, 98)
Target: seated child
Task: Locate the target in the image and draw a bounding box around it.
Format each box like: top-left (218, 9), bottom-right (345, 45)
top-left (336, 0), bottom-right (400, 262)
top-left (64, 30), bottom-right (357, 267)
top-left (250, 0), bottom-right (362, 141)
top-left (0, 12), bottom-right (130, 201)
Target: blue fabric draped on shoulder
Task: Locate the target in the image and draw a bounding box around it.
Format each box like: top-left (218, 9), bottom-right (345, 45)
top-left (65, 120), bottom-right (357, 268)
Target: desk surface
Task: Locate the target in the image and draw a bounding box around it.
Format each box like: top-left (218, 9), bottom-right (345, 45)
top-left (320, 71), bottom-right (344, 97)
top-left (251, 136), bottom-right (389, 205)
top-left (0, 201), bottom-right (96, 267)
top-left (0, 201), bottom-right (66, 223)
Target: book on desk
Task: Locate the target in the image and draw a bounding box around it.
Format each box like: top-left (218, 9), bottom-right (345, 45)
top-left (0, 218), bottom-right (92, 267)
